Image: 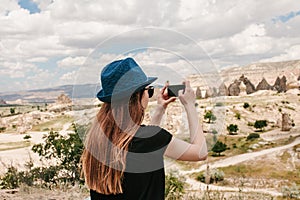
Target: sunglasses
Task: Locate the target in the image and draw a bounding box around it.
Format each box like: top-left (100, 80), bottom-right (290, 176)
top-left (144, 86), bottom-right (154, 98)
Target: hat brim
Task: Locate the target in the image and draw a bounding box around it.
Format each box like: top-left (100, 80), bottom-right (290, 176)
top-left (97, 77), bottom-right (157, 102)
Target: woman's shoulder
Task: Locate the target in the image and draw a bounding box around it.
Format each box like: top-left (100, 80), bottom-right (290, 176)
top-left (129, 125), bottom-right (172, 153)
top-left (136, 125), bottom-right (170, 138)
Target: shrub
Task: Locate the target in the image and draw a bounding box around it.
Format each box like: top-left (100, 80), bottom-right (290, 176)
top-left (196, 168), bottom-right (224, 184)
top-left (235, 112), bottom-right (241, 120)
top-left (227, 124), bottom-right (238, 135)
top-left (10, 107), bottom-right (15, 114)
top-left (0, 124), bottom-right (86, 189)
top-left (254, 120), bottom-right (267, 132)
top-left (0, 166), bottom-right (19, 189)
top-left (165, 172), bottom-right (185, 199)
top-left (23, 135), bottom-right (31, 140)
top-left (204, 110), bottom-right (217, 123)
top-left (0, 127), bottom-right (6, 133)
top-left (246, 133), bottom-right (260, 141)
top-left (281, 183), bottom-right (300, 199)
top-left (31, 124), bottom-right (85, 185)
top-left (243, 102), bottom-right (250, 109)
top-left (211, 141), bottom-right (227, 156)
top-left (215, 102), bottom-right (224, 107)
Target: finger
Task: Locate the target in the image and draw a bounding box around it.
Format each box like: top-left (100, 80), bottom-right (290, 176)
top-left (184, 80), bottom-right (191, 88)
top-left (166, 97), bottom-right (176, 103)
top-left (178, 89), bottom-right (184, 96)
top-left (161, 85), bottom-right (167, 94)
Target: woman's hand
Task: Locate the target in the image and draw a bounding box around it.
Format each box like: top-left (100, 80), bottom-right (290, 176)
top-left (178, 81), bottom-right (195, 106)
top-left (157, 84), bottom-right (176, 109)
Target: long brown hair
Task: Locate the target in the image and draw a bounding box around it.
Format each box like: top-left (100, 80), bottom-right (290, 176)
top-left (81, 91), bottom-right (145, 194)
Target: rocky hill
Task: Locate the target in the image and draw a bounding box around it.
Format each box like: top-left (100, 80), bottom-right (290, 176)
top-left (220, 59), bottom-right (300, 87)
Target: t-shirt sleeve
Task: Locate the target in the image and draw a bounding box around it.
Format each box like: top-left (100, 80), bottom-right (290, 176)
top-left (129, 125), bottom-right (173, 153)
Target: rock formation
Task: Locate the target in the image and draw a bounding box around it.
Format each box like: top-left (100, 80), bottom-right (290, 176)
top-left (281, 113), bottom-right (292, 131)
top-left (228, 80), bottom-right (241, 96)
top-left (273, 76), bottom-right (287, 93)
top-left (239, 75), bottom-right (256, 94)
top-left (196, 87), bottom-right (202, 99)
top-left (218, 83), bottom-right (228, 96)
top-left (256, 78), bottom-right (272, 90)
top-left (280, 75), bottom-right (287, 92)
top-left (56, 94), bottom-right (72, 104)
top-left (0, 99), bottom-right (6, 105)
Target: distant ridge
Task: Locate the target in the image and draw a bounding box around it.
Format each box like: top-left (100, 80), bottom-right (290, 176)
top-left (1, 59), bottom-right (299, 103)
top-left (0, 83), bottom-right (100, 103)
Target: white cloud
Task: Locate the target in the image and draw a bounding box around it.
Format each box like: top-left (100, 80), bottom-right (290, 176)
top-left (57, 56), bottom-right (86, 68)
top-left (1, 0), bottom-right (300, 92)
top-left (59, 70), bottom-right (77, 83)
top-left (260, 45), bottom-right (300, 62)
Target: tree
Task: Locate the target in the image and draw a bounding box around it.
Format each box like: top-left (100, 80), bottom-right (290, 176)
top-left (204, 110), bottom-right (217, 123)
top-left (227, 124), bottom-right (238, 135)
top-left (243, 102), bottom-right (250, 109)
top-left (254, 120), bottom-right (267, 132)
top-left (10, 107), bottom-right (15, 115)
top-left (246, 133), bottom-right (260, 141)
top-left (211, 141), bottom-right (227, 156)
top-left (31, 123), bottom-right (85, 184)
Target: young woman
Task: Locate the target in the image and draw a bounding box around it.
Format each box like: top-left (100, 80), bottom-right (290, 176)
top-left (81, 57), bottom-right (207, 200)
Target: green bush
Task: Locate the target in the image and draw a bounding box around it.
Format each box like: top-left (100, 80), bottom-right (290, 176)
top-left (0, 127), bottom-right (6, 133)
top-left (31, 124), bottom-right (85, 185)
top-left (165, 172), bottom-right (185, 200)
top-left (0, 166), bottom-right (19, 189)
top-left (196, 168), bottom-right (224, 184)
top-left (227, 124), bottom-right (238, 135)
top-left (211, 141), bottom-right (227, 156)
top-left (246, 133), bottom-right (260, 141)
top-left (204, 111), bottom-right (217, 123)
top-left (243, 102), bottom-right (250, 109)
top-left (254, 120), bottom-right (267, 132)
top-left (235, 112), bottom-right (241, 120)
top-left (0, 124), bottom-right (85, 189)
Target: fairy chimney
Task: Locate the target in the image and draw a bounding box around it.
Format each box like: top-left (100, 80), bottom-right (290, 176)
top-left (239, 75), bottom-right (256, 94)
top-left (256, 78), bottom-right (272, 90)
top-left (218, 83), bottom-right (228, 96)
top-left (56, 94), bottom-right (72, 104)
top-left (196, 87), bottom-right (202, 99)
top-left (273, 76), bottom-right (287, 93)
top-left (228, 80), bottom-right (240, 96)
top-left (279, 76), bottom-right (287, 92)
top-left (0, 99), bottom-right (7, 105)
top-left (282, 113), bottom-right (292, 131)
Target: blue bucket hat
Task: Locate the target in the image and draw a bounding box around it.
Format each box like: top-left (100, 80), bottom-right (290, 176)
top-left (97, 57), bottom-right (157, 102)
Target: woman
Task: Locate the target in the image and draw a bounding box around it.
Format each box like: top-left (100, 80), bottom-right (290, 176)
top-left (81, 57), bottom-right (207, 200)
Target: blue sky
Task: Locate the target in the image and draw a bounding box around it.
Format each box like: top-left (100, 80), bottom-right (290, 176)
top-left (18, 0), bottom-right (40, 14)
top-left (0, 0), bottom-right (300, 93)
top-left (273, 10), bottom-right (300, 23)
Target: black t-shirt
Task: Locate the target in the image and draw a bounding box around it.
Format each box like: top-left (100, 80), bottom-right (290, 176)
top-left (90, 125), bottom-right (173, 200)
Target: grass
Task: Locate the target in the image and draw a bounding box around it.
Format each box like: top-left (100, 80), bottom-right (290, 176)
top-left (218, 161), bottom-right (300, 186)
top-left (31, 115), bottom-right (74, 131)
top-left (0, 141), bottom-right (31, 151)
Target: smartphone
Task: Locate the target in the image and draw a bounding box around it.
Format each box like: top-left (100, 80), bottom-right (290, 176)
top-left (167, 84), bottom-right (185, 97)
